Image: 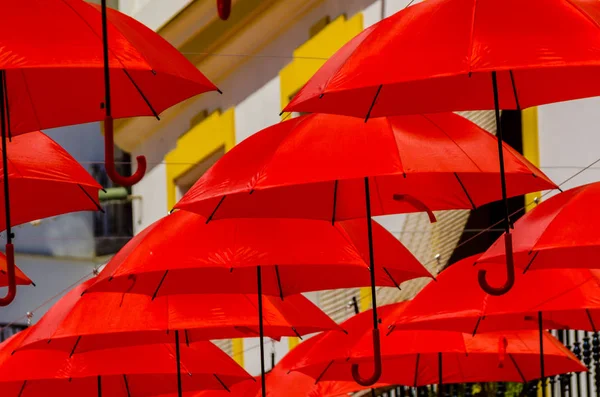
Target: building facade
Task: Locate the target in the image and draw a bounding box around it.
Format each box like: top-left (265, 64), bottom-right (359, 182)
top-left (115, 0), bottom-right (595, 386)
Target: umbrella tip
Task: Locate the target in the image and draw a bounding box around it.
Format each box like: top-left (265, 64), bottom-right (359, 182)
top-left (217, 88), bottom-right (223, 95)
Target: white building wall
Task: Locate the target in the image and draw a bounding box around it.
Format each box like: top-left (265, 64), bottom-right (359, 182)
top-left (119, 0), bottom-right (194, 30)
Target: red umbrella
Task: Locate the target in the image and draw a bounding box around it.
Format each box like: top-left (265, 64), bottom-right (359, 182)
top-left (192, 333), bottom-right (388, 397)
top-left (0, 130), bottom-right (102, 304)
top-left (16, 279), bottom-right (340, 353)
top-left (478, 182), bottom-right (600, 272)
top-left (0, 252), bottom-right (32, 288)
top-left (283, 0), bottom-right (600, 296)
top-left (86, 210), bottom-right (430, 396)
top-left (0, 329), bottom-right (253, 397)
top-left (392, 255), bottom-right (600, 391)
top-left (0, 0), bottom-right (218, 305)
top-left (292, 302), bottom-right (585, 392)
top-left (173, 111), bottom-right (554, 386)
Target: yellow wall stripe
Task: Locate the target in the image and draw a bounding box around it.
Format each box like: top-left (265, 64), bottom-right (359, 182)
top-left (522, 107), bottom-right (541, 213)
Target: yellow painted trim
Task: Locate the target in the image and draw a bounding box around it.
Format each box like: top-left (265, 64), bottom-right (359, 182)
top-left (522, 107), bottom-right (541, 212)
top-left (232, 338), bottom-right (245, 367)
top-left (288, 336), bottom-right (299, 350)
top-left (359, 288), bottom-right (372, 312)
top-left (279, 13), bottom-right (364, 117)
top-left (165, 108), bottom-right (235, 210)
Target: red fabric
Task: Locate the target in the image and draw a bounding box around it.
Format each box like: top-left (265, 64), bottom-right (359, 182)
top-left (0, 0), bottom-right (217, 135)
top-left (190, 334), bottom-right (385, 397)
top-left (0, 252), bottom-right (32, 287)
top-left (292, 303), bottom-right (585, 385)
top-left (479, 182), bottom-right (600, 271)
top-left (175, 113), bottom-right (555, 220)
top-left (87, 210), bottom-right (431, 297)
top-left (0, 329), bottom-right (252, 397)
top-left (0, 130), bottom-right (102, 231)
top-left (17, 280), bottom-right (339, 353)
top-left (394, 255), bottom-right (600, 333)
top-left (285, 0), bottom-right (600, 117)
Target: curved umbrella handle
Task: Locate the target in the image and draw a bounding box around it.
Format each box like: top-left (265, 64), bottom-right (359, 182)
top-left (393, 194), bottom-right (436, 223)
top-left (104, 117), bottom-right (147, 187)
top-left (477, 233), bottom-right (515, 296)
top-left (217, 0), bottom-right (232, 20)
top-left (351, 329), bottom-right (382, 386)
top-left (0, 243), bottom-right (16, 306)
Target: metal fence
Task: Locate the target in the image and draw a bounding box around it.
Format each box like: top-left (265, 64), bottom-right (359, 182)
top-left (374, 331), bottom-right (600, 397)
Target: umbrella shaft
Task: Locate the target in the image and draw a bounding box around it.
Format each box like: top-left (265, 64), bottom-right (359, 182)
top-left (257, 266), bottom-right (267, 397)
top-left (0, 70), bottom-right (12, 244)
top-left (364, 177), bottom-right (378, 328)
top-left (539, 312), bottom-right (546, 397)
top-left (100, 0), bottom-right (112, 116)
top-left (175, 331), bottom-right (183, 397)
top-left (491, 71), bottom-right (511, 234)
top-left (97, 376), bottom-right (102, 397)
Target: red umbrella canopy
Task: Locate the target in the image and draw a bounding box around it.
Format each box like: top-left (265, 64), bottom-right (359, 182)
top-left (0, 252), bottom-right (33, 288)
top-left (190, 334), bottom-right (387, 397)
top-left (86, 210), bottom-right (431, 297)
top-left (0, 130), bottom-right (102, 231)
top-left (0, 0), bottom-right (217, 134)
top-left (0, 329), bottom-right (253, 397)
top-left (292, 302), bottom-right (585, 385)
top-left (284, 0), bottom-right (600, 117)
top-left (15, 279), bottom-right (340, 353)
top-left (392, 255), bottom-right (600, 333)
top-left (479, 182), bottom-right (600, 271)
top-left (175, 112), bottom-right (555, 220)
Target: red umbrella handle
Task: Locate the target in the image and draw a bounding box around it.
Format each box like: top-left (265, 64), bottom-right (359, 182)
top-left (478, 233), bottom-right (515, 296)
top-left (392, 194), bottom-right (437, 223)
top-left (104, 117), bottom-right (147, 187)
top-left (351, 329), bottom-right (382, 386)
top-left (217, 0), bottom-right (231, 20)
top-left (0, 243), bottom-right (16, 306)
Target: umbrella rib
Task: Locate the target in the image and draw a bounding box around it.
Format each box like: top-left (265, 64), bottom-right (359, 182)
top-left (454, 173), bottom-right (476, 210)
top-left (17, 70), bottom-right (42, 131)
top-left (383, 267), bottom-right (401, 290)
top-left (17, 380), bottom-right (26, 397)
top-left (472, 316), bottom-right (482, 336)
top-left (275, 265), bottom-right (284, 300)
top-left (332, 180), bottom-right (338, 225)
top-left (413, 353), bottom-right (420, 387)
top-left (121, 68), bottom-right (160, 120)
top-left (522, 251), bottom-right (539, 274)
top-left (586, 309), bottom-right (597, 333)
top-left (364, 85), bottom-right (383, 122)
top-left (508, 353), bottom-right (527, 383)
top-left (206, 196), bottom-right (226, 224)
top-left (151, 270), bottom-right (169, 300)
top-left (315, 360), bottom-right (334, 384)
top-left (78, 184), bottom-right (105, 213)
top-left (185, 329), bottom-right (190, 347)
top-left (123, 374), bottom-right (131, 397)
top-left (509, 70), bottom-right (521, 110)
top-left (213, 374), bottom-right (231, 392)
top-left (69, 335), bottom-right (82, 357)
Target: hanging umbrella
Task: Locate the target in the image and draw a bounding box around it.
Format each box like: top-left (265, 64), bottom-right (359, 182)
top-left (85, 209), bottom-right (431, 397)
top-left (172, 111), bottom-right (554, 386)
top-left (291, 302), bottom-right (585, 393)
top-left (478, 182), bottom-right (600, 272)
top-left (191, 333), bottom-right (388, 397)
top-left (0, 252), bottom-right (33, 288)
top-left (0, 0), bottom-right (218, 305)
top-left (0, 329), bottom-right (253, 397)
top-left (283, 0), bottom-right (600, 296)
top-left (15, 279), bottom-right (340, 353)
top-left (0, 130), bottom-right (102, 304)
top-left (391, 255), bottom-right (600, 395)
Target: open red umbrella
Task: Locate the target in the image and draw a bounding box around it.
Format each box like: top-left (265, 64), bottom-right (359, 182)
top-left (193, 333), bottom-right (388, 397)
top-left (0, 329), bottom-right (253, 397)
top-left (0, 0), bottom-right (218, 305)
top-left (173, 111), bottom-right (554, 386)
top-left (283, 0), bottom-right (600, 296)
top-left (392, 255), bottom-right (600, 393)
top-left (0, 252), bottom-right (33, 288)
top-left (292, 302), bottom-right (585, 393)
top-left (85, 209), bottom-right (430, 396)
top-left (478, 182), bottom-right (600, 272)
top-left (0, 130), bottom-right (102, 304)
top-left (16, 279), bottom-right (340, 353)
